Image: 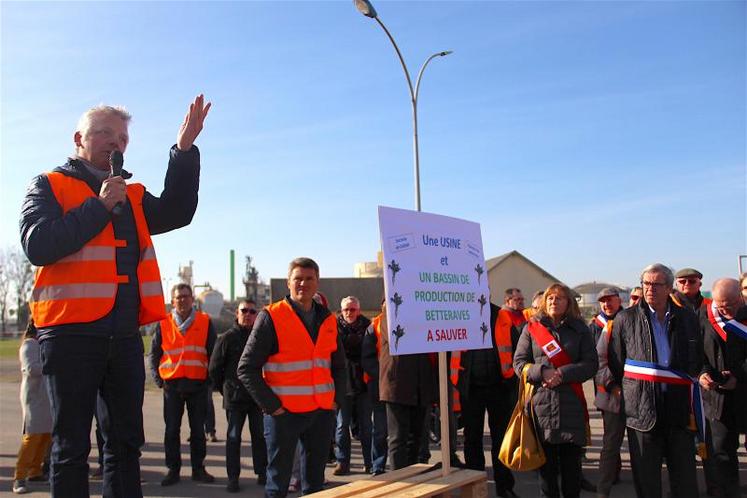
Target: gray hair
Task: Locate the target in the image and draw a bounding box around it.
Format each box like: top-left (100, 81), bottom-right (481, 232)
top-left (75, 104), bottom-right (131, 137)
top-left (340, 296), bottom-right (360, 308)
top-left (640, 263), bottom-right (674, 287)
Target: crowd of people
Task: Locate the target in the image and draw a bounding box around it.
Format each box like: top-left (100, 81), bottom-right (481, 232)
top-left (12, 100), bottom-right (746, 498)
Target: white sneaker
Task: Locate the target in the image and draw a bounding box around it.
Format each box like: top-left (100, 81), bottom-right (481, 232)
top-left (12, 479), bottom-right (29, 494)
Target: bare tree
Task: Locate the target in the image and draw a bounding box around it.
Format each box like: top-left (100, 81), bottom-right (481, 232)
top-left (0, 249), bottom-right (11, 334)
top-left (7, 247), bottom-right (34, 328)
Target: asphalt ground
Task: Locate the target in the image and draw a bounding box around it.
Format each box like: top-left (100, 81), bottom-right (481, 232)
top-left (0, 356), bottom-right (745, 497)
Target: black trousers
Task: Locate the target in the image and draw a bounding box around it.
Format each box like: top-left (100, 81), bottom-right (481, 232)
top-left (537, 442), bottom-right (582, 498)
top-left (41, 334), bottom-right (145, 498)
top-left (705, 416), bottom-right (741, 498)
top-left (225, 404), bottom-right (267, 480)
top-left (461, 383), bottom-right (516, 494)
top-left (163, 385), bottom-right (207, 471)
top-left (385, 402), bottom-right (427, 470)
top-left (627, 424), bottom-right (698, 498)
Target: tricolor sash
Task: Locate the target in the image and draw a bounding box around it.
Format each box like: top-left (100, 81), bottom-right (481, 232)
top-left (623, 359), bottom-right (706, 455)
top-left (706, 301), bottom-right (747, 343)
top-left (593, 313), bottom-right (608, 330)
top-left (527, 321), bottom-right (591, 444)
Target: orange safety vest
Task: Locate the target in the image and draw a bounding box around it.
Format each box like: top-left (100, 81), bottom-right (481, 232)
top-left (449, 351), bottom-right (462, 412)
top-left (363, 314), bottom-right (383, 385)
top-left (495, 309), bottom-right (515, 378)
top-left (158, 311), bottom-right (210, 381)
top-left (30, 172), bottom-right (165, 327)
top-left (506, 308), bottom-right (527, 329)
top-left (264, 300), bottom-right (338, 413)
top-left (450, 310), bottom-right (514, 386)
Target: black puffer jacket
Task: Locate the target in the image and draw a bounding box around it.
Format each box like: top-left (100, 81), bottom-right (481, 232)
top-left (337, 314), bottom-right (371, 395)
top-left (209, 322), bottom-right (259, 410)
top-left (608, 299), bottom-right (702, 432)
top-left (19, 146), bottom-right (200, 339)
top-left (513, 315), bottom-right (598, 446)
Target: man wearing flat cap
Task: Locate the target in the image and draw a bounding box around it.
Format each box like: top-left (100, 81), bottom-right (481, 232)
top-left (674, 268), bottom-right (711, 319)
top-left (590, 287), bottom-right (625, 498)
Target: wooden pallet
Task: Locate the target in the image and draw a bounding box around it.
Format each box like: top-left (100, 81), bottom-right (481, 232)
top-left (309, 463), bottom-right (488, 498)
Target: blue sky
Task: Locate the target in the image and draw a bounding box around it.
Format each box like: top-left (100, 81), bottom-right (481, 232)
top-left (1, 0), bottom-right (745, 297)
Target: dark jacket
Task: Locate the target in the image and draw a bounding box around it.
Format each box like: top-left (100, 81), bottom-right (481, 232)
top-left (209, 322), bottom-right (259, 410)
top-left (236, 297), bottom-right (347, 415)
top-left (456, 304), bottom-right (520, 402)
top-left (337, 314), bottom-right (371, 395)
top-left (20, 147), bottom-right (200, 340)
top-left (375, 307), bottom-right (436, 407)
top-left (699, 305), bottom-right (747, 431)
top-left (149, 311), bottom-right (217, 394)
top-left (513, 315), bottom-right (598, 446)
top-left (361, 315), bottom-right (382, 403)
top-left (608, 298), bottom-right (702, 432)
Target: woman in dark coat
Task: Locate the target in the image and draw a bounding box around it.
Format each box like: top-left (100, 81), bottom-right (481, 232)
top-left (513, 284), bottom-right (598, 498)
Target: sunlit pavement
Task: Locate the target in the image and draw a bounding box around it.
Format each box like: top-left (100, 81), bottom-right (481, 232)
top-left (0, 362), bottom-right (744, 497)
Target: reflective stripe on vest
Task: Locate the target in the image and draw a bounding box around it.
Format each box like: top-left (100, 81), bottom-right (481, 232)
top-left (158, 312), bottom-right (210, 380)
top-left (264, 300), bottom-right (338, 413)
top-left (495, 309), bottom-right (515, 378)
top-left (30, 172), bottom-right (166, 327)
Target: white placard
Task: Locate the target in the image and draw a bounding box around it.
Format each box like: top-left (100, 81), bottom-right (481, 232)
top-left (378, 206), bottom-right (492, 355)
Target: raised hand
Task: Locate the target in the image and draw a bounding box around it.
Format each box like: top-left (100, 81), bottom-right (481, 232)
top-left (177, 94), bottom-right (211, 151)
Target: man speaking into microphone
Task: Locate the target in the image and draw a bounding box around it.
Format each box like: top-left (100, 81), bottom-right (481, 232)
top-left (19, 94), bottom-right (210, 498)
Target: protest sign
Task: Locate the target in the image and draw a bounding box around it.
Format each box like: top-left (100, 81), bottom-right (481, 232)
top-left (378, 205), bottom-right (492, 355)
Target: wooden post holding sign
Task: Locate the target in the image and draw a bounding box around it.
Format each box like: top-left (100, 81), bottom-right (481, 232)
top-left (378, 206), bottom-right (492, 477)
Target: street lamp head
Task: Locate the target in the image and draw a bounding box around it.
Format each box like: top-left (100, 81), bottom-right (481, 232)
top-left (439, 51), bottom-right (453, 57)
top-left (354, 0), bottom-right (378, 18)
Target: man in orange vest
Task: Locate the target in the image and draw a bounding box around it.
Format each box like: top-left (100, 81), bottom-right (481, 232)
top-left (455, 302), bottom-right (520, 498)
top-left (503, 288), bottom-right (528, 329)
top-left (237, 257), bottom-right (347, 498)
top-left (20, 96), bottom-right (209, 498)
top-left (150, 283), bottom-right (216, 486)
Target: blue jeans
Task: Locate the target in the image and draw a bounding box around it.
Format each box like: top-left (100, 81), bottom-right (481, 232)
top-left (40, 334), bottom-right (145, 498)
top-left (263, 409), bottom-right (335, 497)
top-left (226, 405), bottom-right (267, 480)
top-left (163, 385), bottom-right (207, 471)
top-left (370, 399), bottom-right (388, 473)
top-left (335, 394), bottom-right (372, 468)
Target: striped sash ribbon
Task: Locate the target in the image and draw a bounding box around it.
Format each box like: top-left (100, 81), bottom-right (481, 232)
top-left (623, 359), bottom-right (706, 448)
top-left (707, 301), bottom-right (747, 343)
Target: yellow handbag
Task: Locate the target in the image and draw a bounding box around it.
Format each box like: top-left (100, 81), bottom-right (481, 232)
top-left (498, 364), bottom-right (546, 471)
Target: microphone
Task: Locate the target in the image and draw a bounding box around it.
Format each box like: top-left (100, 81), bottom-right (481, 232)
top-left (109, 151), bottom-right (126, 216)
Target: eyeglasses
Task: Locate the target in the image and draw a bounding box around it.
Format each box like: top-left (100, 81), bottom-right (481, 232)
top-left (677, 278), bottom-right (700, 285)
top-left (642, 281), bottom-right (668, 289)
top-left (239, 308), bottom-right (258, 315)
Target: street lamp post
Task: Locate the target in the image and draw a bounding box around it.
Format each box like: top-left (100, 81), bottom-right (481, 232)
top-left (354, 0), bottom-right (452, 212)
top-left (354, 0), bottom-right (454, 477)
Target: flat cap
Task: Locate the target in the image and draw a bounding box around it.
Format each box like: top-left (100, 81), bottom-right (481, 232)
top-left (597, 287), bottom-right (620, 301)
top-left (675, 268), bottom-right (703, 279)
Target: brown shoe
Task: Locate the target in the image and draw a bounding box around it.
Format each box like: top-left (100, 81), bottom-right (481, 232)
top-left (332, 463), bottom-right (350, 476)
